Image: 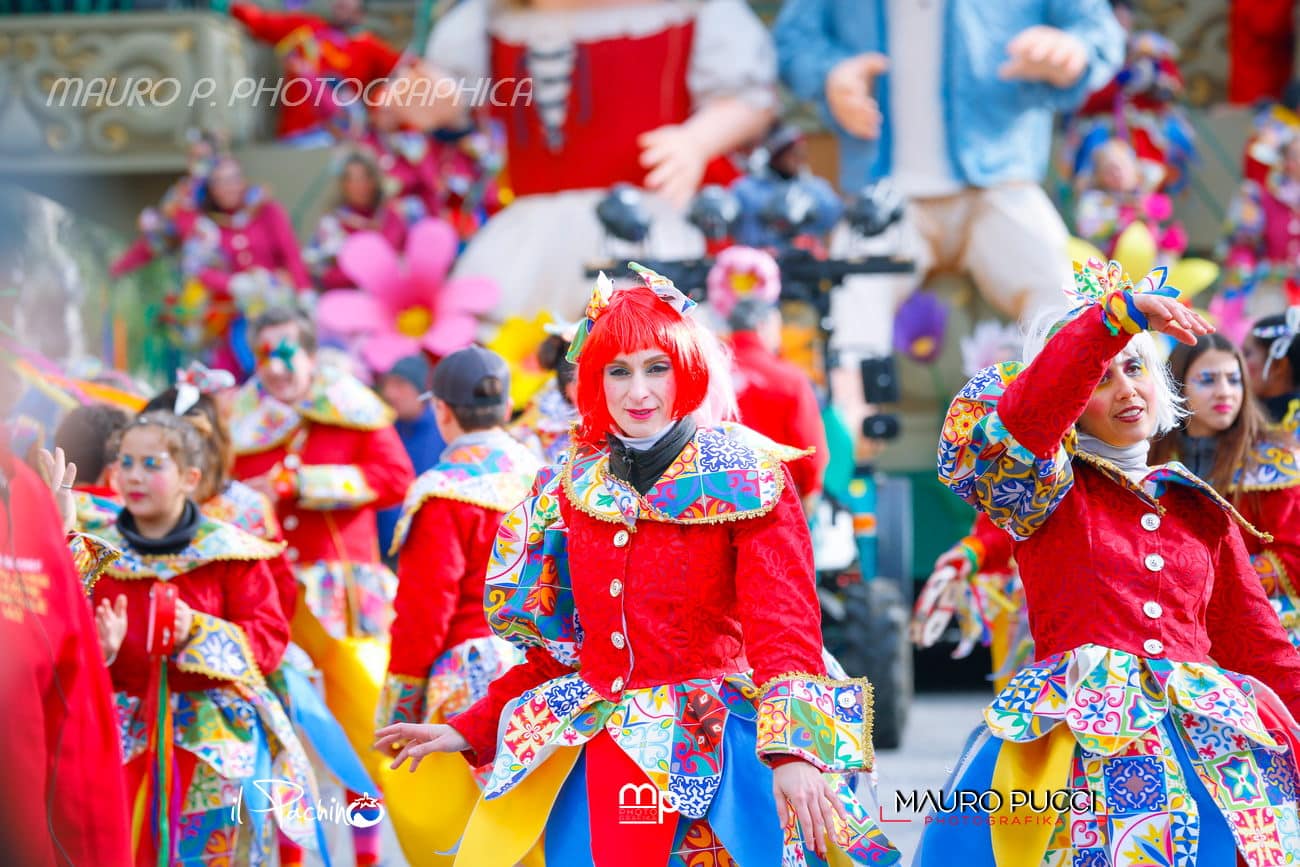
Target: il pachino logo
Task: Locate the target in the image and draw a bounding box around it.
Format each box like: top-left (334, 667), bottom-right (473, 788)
top-left (231, 781), bottom-right (385, 828)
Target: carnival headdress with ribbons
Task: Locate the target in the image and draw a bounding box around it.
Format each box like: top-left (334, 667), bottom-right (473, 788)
top-left (173, 361), bottom-right (235, 415)
top-left (1256, 306), bottom-right (1300, 379)
top-left (1052, 257), bottom-right (1180, 339)
top-left (565, 262), bottom-right (698, 363)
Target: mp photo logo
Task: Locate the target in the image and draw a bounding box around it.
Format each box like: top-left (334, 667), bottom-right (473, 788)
top-left (231, 780), bottom-right (385, 829)
top-left (618, 783), bottom-right (679, 825)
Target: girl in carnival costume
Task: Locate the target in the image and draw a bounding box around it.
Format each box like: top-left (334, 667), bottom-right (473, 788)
top-left (377, 265), bottom-right (900, 866)
top-left (88, 410), bottom-right (322, 866)
top-left (143, 362), bottom-right (379, 867)
top-left (918, 260), bottom-right (1300, 865)
top-left (1073, 138), bottom-right (1188, 263)
top-left (1243, 307), bottom-right (1300, 423)
top-left (1151, 333), bottom-right (1300, 648)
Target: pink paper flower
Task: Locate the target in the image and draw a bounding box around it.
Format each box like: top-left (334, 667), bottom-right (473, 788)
top-left (706, 245), bottom-right (781, 319)
top-left (316, 218), bottom-right (499, 374)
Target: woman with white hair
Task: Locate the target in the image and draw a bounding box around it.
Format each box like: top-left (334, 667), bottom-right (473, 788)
top-left (918, 259), bottom-right (1300, 865)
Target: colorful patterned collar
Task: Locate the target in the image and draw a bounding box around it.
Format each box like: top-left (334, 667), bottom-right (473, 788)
top-left (231, 363), bottom-right (395, 454)
top-left (1075, 451), bottom-right (1269, 542)
top-left (389, 434), bottom-right (541, 554)
top-left (561, 423), bottom-right (811, 528)
top-left (98, 514), bottom-right (285, 581)
top-left (1232, 437), bottom-right (1300, 493)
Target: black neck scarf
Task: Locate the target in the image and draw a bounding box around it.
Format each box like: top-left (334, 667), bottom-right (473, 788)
top-left (607, 418), bottom-right (697, 496)
top-left (116, 500), bottom-right (201, 555)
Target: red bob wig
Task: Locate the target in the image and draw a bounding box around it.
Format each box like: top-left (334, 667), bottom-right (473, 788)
top-left (574, 285), bottom-right (712, 444)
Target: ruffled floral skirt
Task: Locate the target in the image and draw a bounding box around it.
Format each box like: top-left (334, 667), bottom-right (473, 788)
top-left (916, 645), bottom-right (1300, 867)
top-left (451, 672), bottom-right (901, 867)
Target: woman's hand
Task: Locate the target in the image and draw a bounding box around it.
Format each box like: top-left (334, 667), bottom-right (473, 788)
top-left (374, 723), bottom-right (469, 772)
top-left (772, 760), bottom-right (850, 859)
top-left (1133, 293), bottom-right (1213, 345)
top-left (35, 447), bottom-right (78, 535)
top-left (95, 594), bottom-right (128, 664)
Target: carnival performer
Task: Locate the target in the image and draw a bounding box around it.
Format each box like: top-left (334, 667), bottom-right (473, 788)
top-left (306, 152), bottom-right (408, 292)
top-left (87, 410), bottom-right (322, 866)
top-left (376, 266), bottom-right (899, 866)
top-left (178, 156), bottom-right (313, 378)
top-left (1218, 137), bottom-right (1300, 337)
top-left (707, 245), bottom-right (828, 514)
top-left (424, 0), bottom-right (777, 323)
top-left (110, 128), bottom-right (225, 279)
top-left (0, 441), bottom-right (131, 867)
top-left (1059, 0), bottom-right (1195, 194)
top-left (230, 307), bottom-right (414, 866)
top-left (510, 324), bottom-right (580, 465)
top-left (1073, 138), bottom-right (1187, 262)
top-left (376, 346), bottom-right (539, 866)
top-left (919, 259), bottom-right (1300, 865)
top-left (143, 362), bottom-right (378, 867)
top-left (1244, 308), bottom-right (1300, 423)
top-left (228, 0), bottom-right (402, 145)
top-left (1150, 334), bottom-right (1300, 649)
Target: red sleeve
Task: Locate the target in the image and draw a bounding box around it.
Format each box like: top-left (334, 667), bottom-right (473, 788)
top-left (230, 3), bottom-right (319, 44)
top-left (999, 305), bottom-right (1133, 460)
top-left (389, 499), bottom-right (462, 678)
top-left (1207, 522), bottom-right (1300, 717)
top-left (267, 554), bottom-right (298, 620)
top-left (0, 461), bottom-right (131, 866)
top-left (110, 236), bottom-right (159, 278)
top-left (354, 33), bottom-right (403, 81)
top-left (732, 469), bottom-right (826, 687)
top-left (447, 646), bottom-right (573, 767)
top-left (1250, 487), bottom-right (1300, 581)
top-left (220, 559), bottom-right (291, 678)
top-left (969, 511), bottom-right (1014, 574)
top-left (358, 426), bottom-right (417, 511)
top-left (262, 201), bottom-right (311, 290)
top-left (786, 379), bottom-right (829, 498)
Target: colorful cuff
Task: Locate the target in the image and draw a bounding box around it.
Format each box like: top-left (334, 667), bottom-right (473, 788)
top-left (174, 611), bottom-right (266, 688)
top-left (1100, 290), bottom-right (1147, 336)
top-left (295, 464), bottom-right (377, 510)
top-left (376, 673), bottom-right (429, 728)
top-left (756, 673), bottom-right (874, 773)
top-left (68, 532), bottom-right (121, 598)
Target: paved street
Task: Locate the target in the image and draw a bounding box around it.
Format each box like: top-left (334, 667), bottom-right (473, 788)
top-left (874, 690), bottom-right (990, 865)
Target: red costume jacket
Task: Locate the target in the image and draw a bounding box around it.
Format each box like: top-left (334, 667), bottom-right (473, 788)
top-left (449, 426), bottom-right (829, 766)
top-left (939, 303), bottom-right (1300, 716)
top-left (202, 479), bottom-right (298, 619)
top-left (0, 455), bottom-right (130, 867)
top-left (964, 510), bottom-right (1014, 575)
top-left (730, 330), bottom-right (829, 499)
top-left (91, 520), bottom-right (290, 697)
top-left (230, 367), bottom-right (414, 639)
top-left (231, 3), bottom-right (402, 139)
top-left (380, 432), bottom-right (538, 725)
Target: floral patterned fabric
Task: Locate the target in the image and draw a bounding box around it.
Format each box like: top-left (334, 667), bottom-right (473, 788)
top-left (230, 364), bottom-right (395, 455)
top-left (978, 645), bottom-right (1300, 866)
top-left (297, 560), bottom-right (397, 640)
top-left (376, 635), bottom-right (520, 726)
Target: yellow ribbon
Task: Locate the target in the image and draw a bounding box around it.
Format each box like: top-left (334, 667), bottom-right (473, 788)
top-left (990, 725), bottom-right (1075, 867)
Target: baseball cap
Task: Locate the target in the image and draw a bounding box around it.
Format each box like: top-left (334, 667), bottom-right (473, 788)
top-left (383, 354), bottom-right (431, 392)
top-left (431, 346), bottom-right (511, 408)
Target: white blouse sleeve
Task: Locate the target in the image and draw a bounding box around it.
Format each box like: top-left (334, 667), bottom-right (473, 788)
top-left (424, 0), bottom-right (490, 81)
top-left (688, 0), bottom-right (778, 111)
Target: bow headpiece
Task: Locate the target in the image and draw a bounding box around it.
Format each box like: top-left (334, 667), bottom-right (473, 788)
top-left (1052, 257), bottom-right (1180, 339)
top-left (565, 263), bottom-right (697, 363)
top-left (174, 361), bottom-right (235, 415)
top-left (1259, 306), bottom-right (1300, 380)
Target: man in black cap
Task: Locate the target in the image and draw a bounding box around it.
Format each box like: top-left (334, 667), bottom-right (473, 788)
top-left (376, 346), bottom-right (540, 856)
top-left (377, 354), bottom-right (445, 562)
